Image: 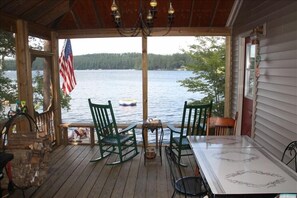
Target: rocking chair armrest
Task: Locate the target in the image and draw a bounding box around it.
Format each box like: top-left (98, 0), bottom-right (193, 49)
top-left (119, 122), bottom-right (138, 134)
top-left (167, 123), bottom-right (181, 134)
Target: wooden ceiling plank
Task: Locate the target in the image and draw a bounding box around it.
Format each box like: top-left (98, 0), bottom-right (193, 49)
top-left (1, 0), bottom-right (21, 12)
top-left (36, 1), bottom-right (69, 26)
top-left (4, 0), bottom-right (40, 16)
top-left (21, 0), bottom-right (57, 20)
top-left (70, 9), bottom-right (81, 29)
top-left (0, 0), bottom-right (11, 8)
top-left (209, 0), bottom-right (220, 27)
top-left (0, 12), bottom-right (17, 33)
top-left (51, 0), bottom-right (80, 29)
top-left (92, 0), bottom-right (103, 28)
top-left (189, 0), bottom-right (195, 27)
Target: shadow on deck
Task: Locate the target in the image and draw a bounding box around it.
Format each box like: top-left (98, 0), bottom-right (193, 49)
top-left (9, 145), bottom-right (198, 198)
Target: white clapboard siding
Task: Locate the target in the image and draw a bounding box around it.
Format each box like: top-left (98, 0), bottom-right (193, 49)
top-left (231, 0), bottom-right (297, 171)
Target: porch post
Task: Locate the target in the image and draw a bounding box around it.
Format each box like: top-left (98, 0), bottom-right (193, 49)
top-left (142, 34), bottom-right (148, 142)
top-left (43, 41), bottom-right (52, 110)
top-left (15, 19), bottom-right (34, 116)
top-left (224, 36), bottom-right (232, 117)
top-left (51, 32), bottom-right (62, 145)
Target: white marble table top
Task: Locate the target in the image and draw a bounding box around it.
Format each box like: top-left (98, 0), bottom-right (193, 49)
top-left (188, 135), bottom-right (297, 196)
top-left (187, 135), bottom-right (261, 149)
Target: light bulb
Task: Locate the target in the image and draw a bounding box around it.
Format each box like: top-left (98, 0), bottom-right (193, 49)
top-left (150, 0), bottom-right (157, 8)
top-left (168, 2), bottom-right (174, 15)
top-left (147, 10), bottom-right (153, 21)
top-left (115, 11), bottom-right (121, 20)
top-left (111, 0), bottom-right (118, 12)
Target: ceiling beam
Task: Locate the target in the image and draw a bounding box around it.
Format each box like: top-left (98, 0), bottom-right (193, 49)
top-left (0, 12), bottom-right (51, 39)
top-left (57, 27), bottom-right (231, 38)
top-left (226, 0), bottom-right (243, 27)
top-left (52, 0), bottom-right (78, 29)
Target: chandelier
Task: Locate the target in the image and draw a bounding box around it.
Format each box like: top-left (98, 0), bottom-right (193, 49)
top-left (111, 0), bottom-right (175, 37)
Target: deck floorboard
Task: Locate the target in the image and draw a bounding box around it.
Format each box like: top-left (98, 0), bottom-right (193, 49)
top-left (8, 145), bottom-right (197, 198)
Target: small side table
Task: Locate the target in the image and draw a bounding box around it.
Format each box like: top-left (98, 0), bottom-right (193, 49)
top-left (142, 119), bottom-right (164, 165)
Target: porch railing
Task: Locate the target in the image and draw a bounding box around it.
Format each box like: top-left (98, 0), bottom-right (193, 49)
top-left (35, 109), bottom-right (55, 144)
top-left (59, 123), bottom-right (146, 146)
top-left (59, 122), bottom-right (171, 146)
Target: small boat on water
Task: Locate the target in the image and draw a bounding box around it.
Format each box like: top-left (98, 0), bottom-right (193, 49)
top-left (119, 99), bottom-right (137, 106)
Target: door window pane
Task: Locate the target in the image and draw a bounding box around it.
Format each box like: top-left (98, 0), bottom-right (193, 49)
top-left (245, 43), bottom-right (256, 98)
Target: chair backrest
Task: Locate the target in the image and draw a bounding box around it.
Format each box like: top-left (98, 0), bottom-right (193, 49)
top-left (180, 101), bottom-right (212, 137)
top-left (165, 146), bottom-right (184, 188)
top-left (281, 141), bottom-right (297, 172)
top-left (88, 99), bottom-right (118, 138)
top-left (206, 112), bottom-right (238, 136)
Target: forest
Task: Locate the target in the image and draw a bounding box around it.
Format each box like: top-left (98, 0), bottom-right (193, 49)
top-left (4, 52), bottom-right (193, 70)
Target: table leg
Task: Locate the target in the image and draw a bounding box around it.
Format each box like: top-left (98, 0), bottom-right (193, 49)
top-left (156, 128), bottom-right (158, 150)
top-left (159, 127), bottom-right (164, 165)
top-left (142, 127), bottom-right (147, 165)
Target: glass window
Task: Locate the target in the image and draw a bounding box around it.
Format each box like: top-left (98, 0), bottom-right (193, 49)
top-left (245, 43), bottom-right (256, 98)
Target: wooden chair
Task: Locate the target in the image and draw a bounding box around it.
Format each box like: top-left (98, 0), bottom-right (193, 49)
top-left (206, 112), bottom-right (238, 136)
top-left (165, 146), bottom-right (207, 198)
top-left (168, 101), bottom-right (212, 166)
top-left (281, 141), bottom-right (297, 172)
top-left (88, 99), bottom-right (139, 165)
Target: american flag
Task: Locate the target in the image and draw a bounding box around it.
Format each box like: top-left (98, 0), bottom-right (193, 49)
top-left (59, 39), bottom-right (77, 95)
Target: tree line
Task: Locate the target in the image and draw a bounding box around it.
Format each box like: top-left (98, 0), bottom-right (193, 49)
top-left (4, 53), bottom-right (193, 70)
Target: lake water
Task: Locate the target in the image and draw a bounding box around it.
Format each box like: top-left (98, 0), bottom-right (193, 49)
top-left (4, 70), bottom-right (203, 143)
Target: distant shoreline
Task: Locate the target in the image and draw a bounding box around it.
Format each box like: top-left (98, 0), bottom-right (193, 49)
top-left (3, 53), bottom-right (193, 71)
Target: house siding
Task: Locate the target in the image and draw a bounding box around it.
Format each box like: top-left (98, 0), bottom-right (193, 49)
top-left (231, 0), bottom-right (297, 165)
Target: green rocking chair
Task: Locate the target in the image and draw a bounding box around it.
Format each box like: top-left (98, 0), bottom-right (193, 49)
top-left (168, 101), bottom-right (212, 166)
top-left (88, 99), bottom-right (139, 165)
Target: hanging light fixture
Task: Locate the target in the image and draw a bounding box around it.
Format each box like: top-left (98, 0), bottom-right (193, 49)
top-left (111, 0), bottom-right (175, 37)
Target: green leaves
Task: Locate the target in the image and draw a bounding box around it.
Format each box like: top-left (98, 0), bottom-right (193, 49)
top-left (180, 36), bottom-right (226, 116)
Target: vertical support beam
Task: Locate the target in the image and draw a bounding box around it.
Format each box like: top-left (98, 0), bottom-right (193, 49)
top-left (142, 34), bottom-right (148, 144)
top-left (43, 41), bottom-right (52, 110)
top-left (15, 19), bottom-right (34, 116)
top-left (51, 31), bottom-right (62, 145)
top-left (224, 36), bottom-right (232, 117)
top-left (236, 37), bottom-right (246, 136)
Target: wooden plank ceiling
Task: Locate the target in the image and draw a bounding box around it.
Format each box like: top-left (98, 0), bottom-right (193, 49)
top-left (0, 0), bottom-right (235, 38)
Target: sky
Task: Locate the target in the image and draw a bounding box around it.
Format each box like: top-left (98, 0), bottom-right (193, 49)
top-left (58, 36), bottom-right (197, 56)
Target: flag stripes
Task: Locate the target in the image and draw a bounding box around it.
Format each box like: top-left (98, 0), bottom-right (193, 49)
top-left (59, 39), bottom-right (76, 95)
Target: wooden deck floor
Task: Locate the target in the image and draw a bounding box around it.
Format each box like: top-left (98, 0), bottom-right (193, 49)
top-left (9, 145), bottom-right (198, 198)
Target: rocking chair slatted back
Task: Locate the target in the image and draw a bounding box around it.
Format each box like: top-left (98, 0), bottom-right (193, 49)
top-left (91, 101), bottom-right (117, 138)
top-left (168, 100), bottom-right (212, 166)
top-left (181, 101), bottom-right (213, 136)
